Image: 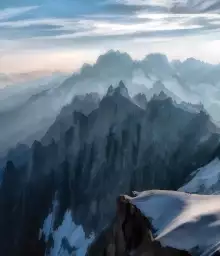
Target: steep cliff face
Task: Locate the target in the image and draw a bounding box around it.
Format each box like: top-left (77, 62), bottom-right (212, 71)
top-left (87, 196), bottom-right (191, 256)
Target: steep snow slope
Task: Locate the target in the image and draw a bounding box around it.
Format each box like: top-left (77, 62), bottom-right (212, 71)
top-left (179, 158), bottom-right (220, 194)
top-left (127, 190), bottom-right (220, 255)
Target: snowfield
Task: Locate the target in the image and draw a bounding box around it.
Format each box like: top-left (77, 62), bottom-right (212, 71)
top-left (126, 190), bottom-right (220, 255)
top-left (179, 158), bottom-right (220, 194)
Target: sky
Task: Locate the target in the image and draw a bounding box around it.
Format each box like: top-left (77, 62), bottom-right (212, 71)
top-left (0, 0), bottom-right (220, 74)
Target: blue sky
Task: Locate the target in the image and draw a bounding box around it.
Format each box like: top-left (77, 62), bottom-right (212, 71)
top-left (1, 0), bottom-right (220, 74)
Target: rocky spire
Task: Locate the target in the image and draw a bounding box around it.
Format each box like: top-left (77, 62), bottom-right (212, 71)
top-left (106, 81), bottom-right (130, 99)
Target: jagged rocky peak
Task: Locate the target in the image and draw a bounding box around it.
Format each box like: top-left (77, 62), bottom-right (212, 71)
top-left (152, 90), bottom-right (170, 101)
top-left (106, 85), bottom-right (114, 96)
top-left (84, 92), bottom-right (100, 102)
top-left (115, 80), bottom-right (129, 98)
top-left (42, 92), bottom-right (100, 145)
top-left (106, 80), bottom-right (130, 99)
top-left (133, 93), bottom-right (147, 109)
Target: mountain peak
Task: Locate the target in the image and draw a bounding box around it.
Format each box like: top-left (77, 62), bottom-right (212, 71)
top-left (96, 50), bottom-right (132, 66)
top-left (133, 93), bottom-right (147, 109)
top-left (106, 85), bottom-right (114, 96)
top-left (152, 90), bottom-right (169, 101)
top-left (106, 81), bottom-right (130, 99)
top-left (118, 80), bottom-right (126, 88)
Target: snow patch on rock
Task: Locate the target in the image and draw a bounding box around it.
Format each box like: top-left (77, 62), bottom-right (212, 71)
top-left (40, 209), bottom-right (94, 256)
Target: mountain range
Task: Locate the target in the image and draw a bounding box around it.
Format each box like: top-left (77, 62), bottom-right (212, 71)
top-left (1, 77), bottom-right (220, 255)
top-left (2, 50), bottom-right (220, 255)
top-left (1, 51), bottom-right (220, 157)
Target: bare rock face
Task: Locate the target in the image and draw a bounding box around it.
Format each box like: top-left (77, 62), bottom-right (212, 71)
top-left (87, 196), bottom-right (191, 256)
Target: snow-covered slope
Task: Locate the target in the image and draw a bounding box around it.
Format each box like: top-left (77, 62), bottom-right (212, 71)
top-left (127, 190), bottom-right (220, 255)
top-left (40, 206), bottom-right (94, 256)
top-left (179, 158), bottom-right (220, 194)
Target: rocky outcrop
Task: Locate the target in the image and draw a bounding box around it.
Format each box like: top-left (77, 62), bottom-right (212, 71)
top-left (87, 196), bottom-right (191, 256)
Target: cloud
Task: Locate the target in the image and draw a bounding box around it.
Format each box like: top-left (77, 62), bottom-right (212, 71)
top-left (0, 6), bottom-right (38, 20)
top-left (204, 2), bottom-right (220, 12)
top-left (1, 12), bottom-right (220, 43)
top-left (103, 2), bottom-right (168, 14)
top-left (106, 0), bottom-right (220, 14)
top-left (0, 18), bottom-right (94, 40)
top-left (1, 0), bottom-right (220, 73)
top-left (170, 0), bottom-right (220, 13)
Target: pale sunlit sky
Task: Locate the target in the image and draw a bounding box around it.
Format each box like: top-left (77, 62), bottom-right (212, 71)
top-left (0, 0), bottom-right (220, 74)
